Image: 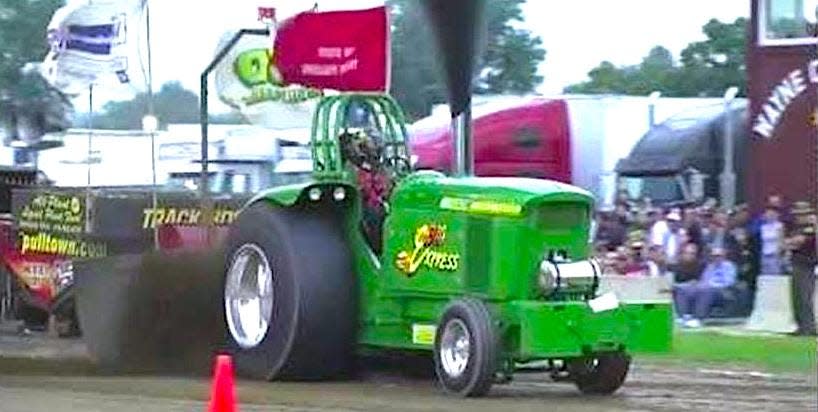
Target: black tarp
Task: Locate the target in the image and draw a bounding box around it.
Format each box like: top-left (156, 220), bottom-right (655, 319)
top-left (615, 102), bottom-right (749, 178)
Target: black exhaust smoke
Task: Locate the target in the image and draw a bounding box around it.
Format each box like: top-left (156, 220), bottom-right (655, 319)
top-left (421, 0), bottom-right (487, 176)
top-left (74, 251), bottom-right (227, 375)
top-left (421, 0), bottom-right (487, 116)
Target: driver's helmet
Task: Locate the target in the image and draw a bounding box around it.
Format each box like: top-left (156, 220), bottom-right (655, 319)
top-left (339, 127), bottom-right (384, 171)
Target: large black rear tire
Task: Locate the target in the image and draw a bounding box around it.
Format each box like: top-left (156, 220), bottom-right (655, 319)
top-left (223, 201), bottom-right (356, 381)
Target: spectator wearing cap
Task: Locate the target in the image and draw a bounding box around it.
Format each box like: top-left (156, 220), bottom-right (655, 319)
top-left (786, 201), bottom-right (817, 336)
top-left (649, 209), bottom-right (670, 247)
top-left (662, 211), bottom-right (684, 265)
top-left (675, 247), bottom-right (737, 328)
top-left (623, 240), bottom-right (650, 276)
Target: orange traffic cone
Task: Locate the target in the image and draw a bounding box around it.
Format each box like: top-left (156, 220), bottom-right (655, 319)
top-left (207, 354), bottom-right (238, 412)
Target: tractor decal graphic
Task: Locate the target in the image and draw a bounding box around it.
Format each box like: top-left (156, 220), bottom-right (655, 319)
top-left (395, 224), bottom-right (460, 276)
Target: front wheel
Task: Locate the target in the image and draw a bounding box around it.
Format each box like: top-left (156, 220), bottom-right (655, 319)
top-left (568, 351), bottom-right (631, 395)
top-left (434, 299), bottom-right (499, 397)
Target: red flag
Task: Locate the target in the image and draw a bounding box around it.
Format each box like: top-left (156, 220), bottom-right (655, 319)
top-left (273, 6), bottom-right (389, 92)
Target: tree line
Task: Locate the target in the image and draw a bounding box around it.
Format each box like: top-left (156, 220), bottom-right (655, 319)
top-left (0, 0), bottom-right (746, 130)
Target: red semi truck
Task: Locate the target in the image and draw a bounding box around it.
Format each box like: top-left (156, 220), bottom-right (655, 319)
top-left (410, 98), bottom-right (573, 183)
top-left (408, 95), bottom-right (723, 205)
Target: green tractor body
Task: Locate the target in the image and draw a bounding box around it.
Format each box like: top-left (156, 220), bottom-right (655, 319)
top-left (225, 94), bottom-right (672, 395)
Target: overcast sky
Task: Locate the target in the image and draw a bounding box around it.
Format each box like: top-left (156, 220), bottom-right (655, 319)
top-left (72, 0), bottom-right (749, 111)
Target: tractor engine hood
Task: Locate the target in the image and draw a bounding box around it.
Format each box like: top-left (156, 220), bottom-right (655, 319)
top-left (392, 174), bottom-right (594, 214)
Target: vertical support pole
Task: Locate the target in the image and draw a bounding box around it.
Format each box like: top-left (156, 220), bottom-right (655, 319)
top-left (452, 104), bottom-right (473, 176)
top-left (720, 86), bottom-right (739, 210)
top-left (199, 73), bottom-right (211, 235)
top-left (145, 0), bottom-right (159, 251)
top-left (648, 91), bottom-right (662, 128)
top-left (85, 85), bottom-right (93, 234)
top-left (198, 28), bottom-right (269, 241)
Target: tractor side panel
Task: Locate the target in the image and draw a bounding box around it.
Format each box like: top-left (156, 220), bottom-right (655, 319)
top-left (506, 300), bottom-right (672, 361)
top-left (382, 209), bottom-right (538, 301)
top-left (382, 203), bottom-right (589, 301)
top-left (618, 302), bottom-right (673, 353)
top-left (383, 209), bottom-right (471, 296)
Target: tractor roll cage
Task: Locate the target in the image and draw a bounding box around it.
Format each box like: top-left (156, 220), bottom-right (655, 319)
top-left (311, 94), bottom-right (413, 180)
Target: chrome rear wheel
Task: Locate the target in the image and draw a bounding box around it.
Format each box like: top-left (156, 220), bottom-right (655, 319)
top-left (225, 243), bottom-right (274, 349)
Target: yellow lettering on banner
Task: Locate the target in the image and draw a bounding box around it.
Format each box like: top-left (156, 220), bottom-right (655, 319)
top-left (142, 209), bottom-right (154, 229)
top-left (18, 232), bottom-right (107, 258)
top-left (140, 207), bottom-right (237, 228)
top-left (189, 209), bottom-right (201, 225)
top-left (153, 209), bottom-right (166, 227)
top-left (165, 209), bottom-right (178, 225)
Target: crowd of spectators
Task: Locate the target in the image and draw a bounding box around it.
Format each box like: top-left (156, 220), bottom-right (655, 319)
top-left (592, 192), bottom-right (816, 333)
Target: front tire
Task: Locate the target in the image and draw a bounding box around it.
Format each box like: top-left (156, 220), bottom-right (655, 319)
top-left (434, 299), bottom-right (498, 397)
top-left (569, 351), bottom-right (631, 395)
top-left (222, 202), bottom-right (356, 381)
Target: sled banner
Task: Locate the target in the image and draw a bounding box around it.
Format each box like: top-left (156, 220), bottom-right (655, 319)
top-left (273, 6), bottom-right (389, 92)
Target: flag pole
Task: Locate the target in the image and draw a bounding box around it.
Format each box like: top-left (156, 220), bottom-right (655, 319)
top-left (144, 0), bottom-right (159, 250)
top-left (85, 85), bottom-right (93, 234)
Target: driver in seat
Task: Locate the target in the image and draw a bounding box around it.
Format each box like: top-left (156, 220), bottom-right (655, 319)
top-left (339, 128), bottom-right (393, 255)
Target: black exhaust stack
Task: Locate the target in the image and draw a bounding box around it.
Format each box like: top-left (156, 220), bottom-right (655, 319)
top-left (421, 0), bottom-right (487, 177)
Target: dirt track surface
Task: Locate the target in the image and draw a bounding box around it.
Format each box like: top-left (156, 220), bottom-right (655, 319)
top-left (0, 325), bottom-right (815, 412)
top-left (0, 361), bottom-right (815, 412)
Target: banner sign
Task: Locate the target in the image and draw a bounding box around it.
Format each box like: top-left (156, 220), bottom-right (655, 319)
top-left (215, 5), bottom-right (389, 129)
top-left (274, 6), bottom-right (389, 92)
top-left (40, 0), bottom-right (147, 96)
top-left (16, 193), bottom-right (108, 258)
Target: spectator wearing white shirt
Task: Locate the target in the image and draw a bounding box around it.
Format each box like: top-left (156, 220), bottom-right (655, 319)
top-left (650, 211), bottom-right (670, 247)
top-left (661, 211), bottom-right (684, 265)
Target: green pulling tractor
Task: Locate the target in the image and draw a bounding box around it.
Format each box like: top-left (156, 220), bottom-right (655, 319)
top-left (216, 0), bottom-right (672, 397)
top-left (221, 93), bottom-right (672, 396)
top-left (74, 0), bottom-right (671, 398)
